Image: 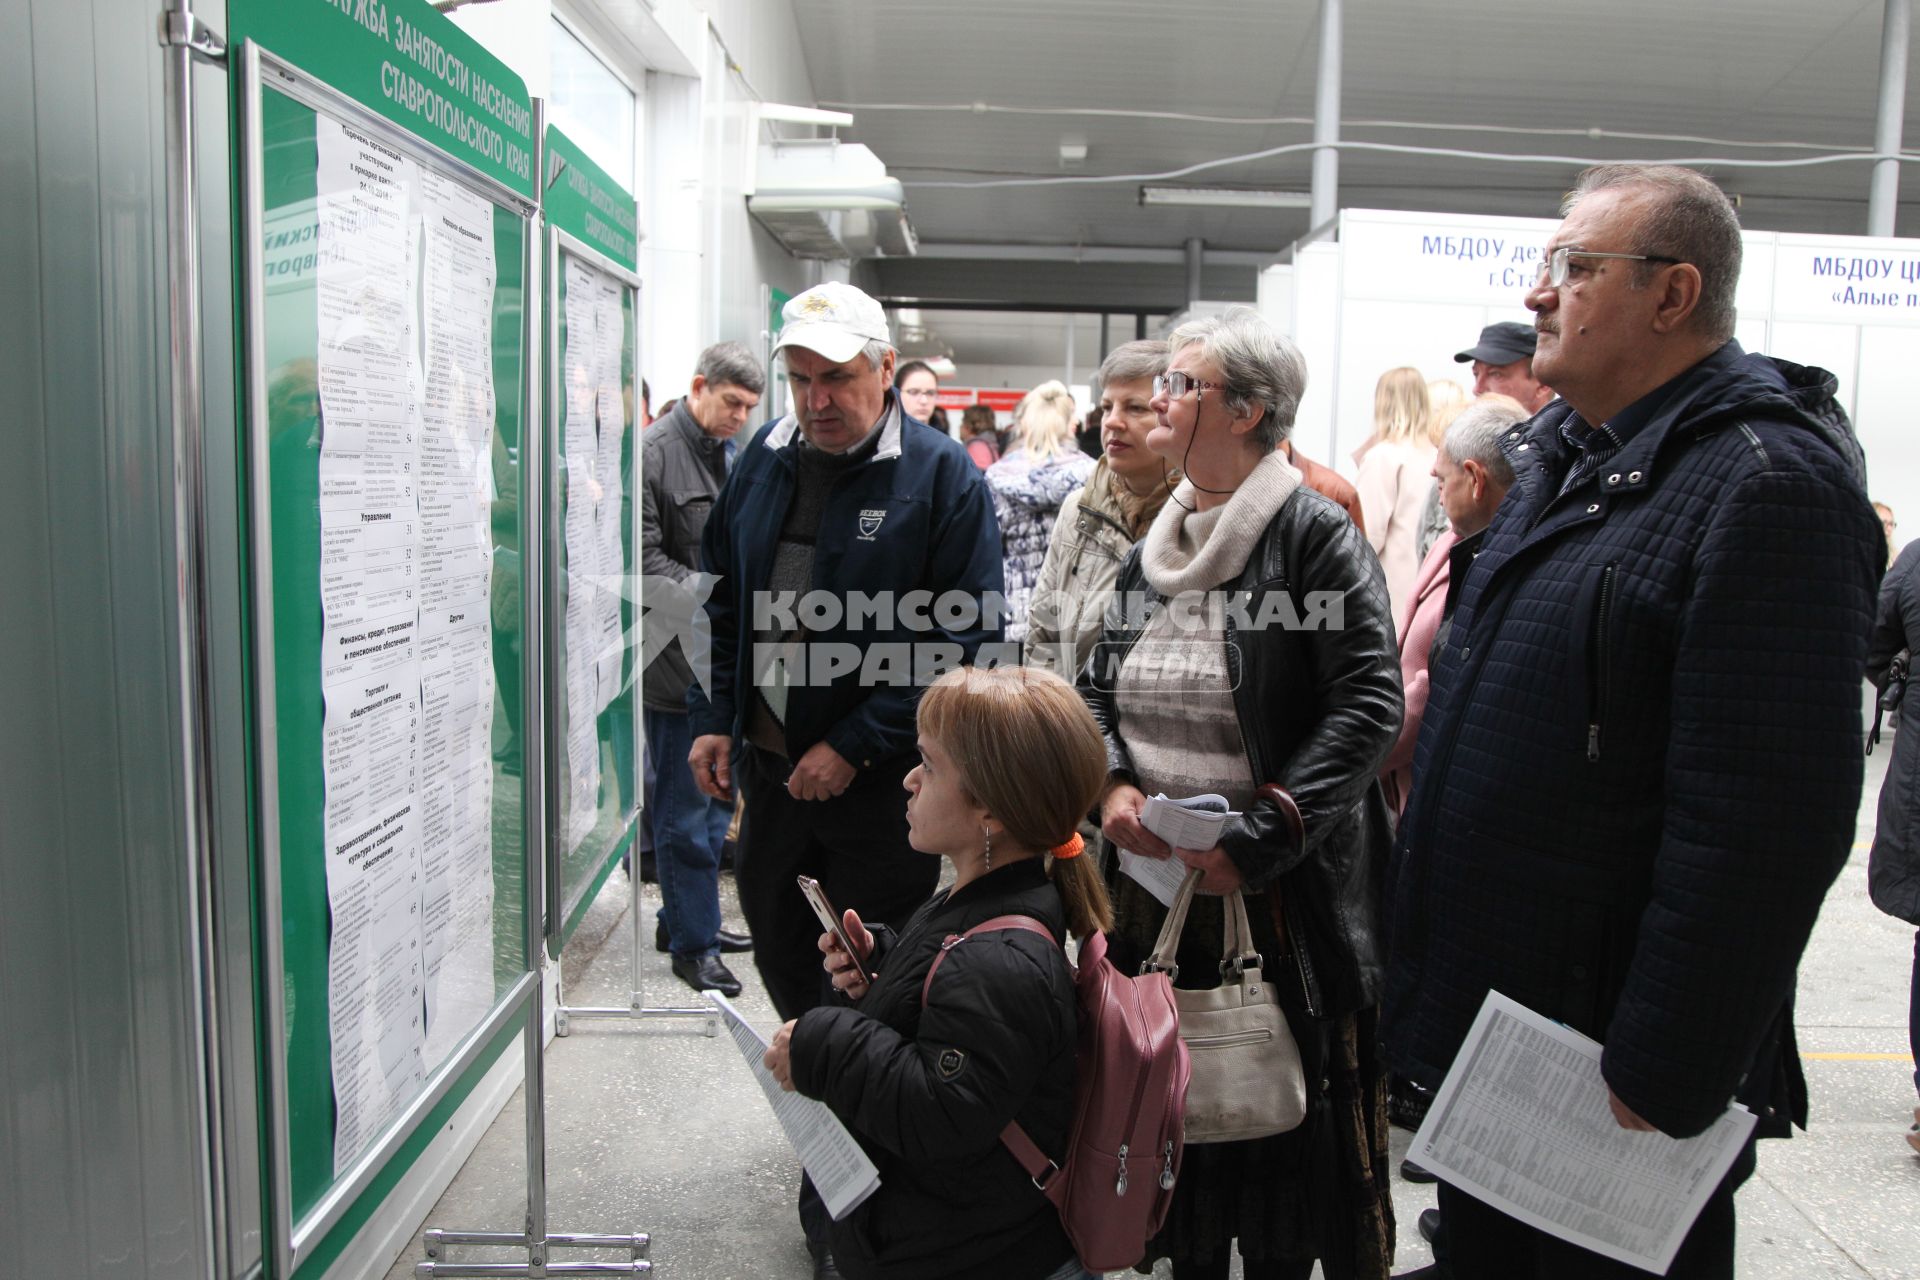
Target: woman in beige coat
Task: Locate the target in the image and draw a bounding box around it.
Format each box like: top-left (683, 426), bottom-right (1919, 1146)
top-left (1353, 366), bottom-right (1433, 619)
top-left (1026, 340), bottom-right (1176, 674)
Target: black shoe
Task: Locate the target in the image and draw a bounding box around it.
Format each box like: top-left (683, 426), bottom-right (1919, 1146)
top-left (1419, 1207), bottom-right (1442, 1245)
top-left (813, 1254), bottom-right (841, 1280)
top-left (670, 953), bottom-right (742, 997)
top-left (1401, 1157), bottom-right (1438, 1184)
top-left (657, 919), bottom-right (754, 954)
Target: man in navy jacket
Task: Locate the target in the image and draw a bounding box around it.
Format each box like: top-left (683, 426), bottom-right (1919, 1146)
top-left (685, 283), bottom-right (1003, 1274)
top-left (1384, 165), bottom-right (1882, 1278)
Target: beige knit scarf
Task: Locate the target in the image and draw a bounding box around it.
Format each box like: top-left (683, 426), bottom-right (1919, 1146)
top-left (1141, 449), bottom-right (1303, 597)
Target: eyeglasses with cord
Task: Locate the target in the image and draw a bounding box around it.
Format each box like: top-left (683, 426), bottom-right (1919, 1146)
top-left (1536, 246), bottom-right (1682, 288)
top-left (1152, 371), bottom-right (1227, 400)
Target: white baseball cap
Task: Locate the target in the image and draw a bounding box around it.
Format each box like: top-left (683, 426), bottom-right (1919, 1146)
top-left (772, 282), bottom-right (892, 365)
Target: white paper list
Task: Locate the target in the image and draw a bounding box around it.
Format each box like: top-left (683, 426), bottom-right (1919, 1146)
top-left (708, 995), bottom-right (882, 1222)
top-left (559, 253), bottom-right (629, 852)
top-left (1409, 991), bottom-right (1758, 1275)
top-left (415, 170), bottom-right (500, 1069)
top-left (317, 118), bottom-right (428, 1174)
top-left (313, 118), bottom-right (504, 1171)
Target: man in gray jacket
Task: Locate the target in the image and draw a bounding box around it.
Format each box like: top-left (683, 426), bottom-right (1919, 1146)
top-left (640, 341), bottom-right (764, 995)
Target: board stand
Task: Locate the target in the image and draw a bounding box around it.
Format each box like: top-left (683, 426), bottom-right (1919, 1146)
top-left (553, 849), bottom-right (719, 1037)
top-left (412, 943), bottom-right (650, 1278)
top-left (411, 101), bottom-right (661, 1279)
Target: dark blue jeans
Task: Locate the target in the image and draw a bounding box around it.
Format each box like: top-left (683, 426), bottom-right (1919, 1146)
top-left (643, 708), bottom-right (730, 958)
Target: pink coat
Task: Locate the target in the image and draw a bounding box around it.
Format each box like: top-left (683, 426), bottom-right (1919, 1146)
top-left (1380, 528), bottom-right (1457, 815)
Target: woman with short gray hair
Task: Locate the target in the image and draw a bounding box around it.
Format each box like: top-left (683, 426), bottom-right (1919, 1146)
top-left (1079, 306), bottom-right (1402, 1279)
top-left (1025, 339), bottom-right (1176, 675)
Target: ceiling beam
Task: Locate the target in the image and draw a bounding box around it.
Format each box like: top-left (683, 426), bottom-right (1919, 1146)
top-left (911, 241), bottom-right (1276, 267)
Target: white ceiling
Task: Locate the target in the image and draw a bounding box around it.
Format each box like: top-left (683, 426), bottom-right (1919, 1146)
top-left (793, 0), bottom-right (1920, 263)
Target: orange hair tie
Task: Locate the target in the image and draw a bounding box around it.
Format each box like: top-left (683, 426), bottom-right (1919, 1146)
top-left (1049, 833), bottom-right (1085, 860)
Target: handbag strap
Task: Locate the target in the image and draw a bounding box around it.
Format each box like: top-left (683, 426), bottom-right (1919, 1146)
top-left (1143, 867), bottom-right (1205, 975)
top-left (919, 914), bottom-right (1059, 1005)
top-left (1144, 869), bottom-right (1262, 978)
top-left (1222, 888), bottom-right (1260, 973)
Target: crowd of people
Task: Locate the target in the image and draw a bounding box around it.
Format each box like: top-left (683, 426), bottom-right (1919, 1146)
top-left (634, 163), bottom-right (1908, 1280)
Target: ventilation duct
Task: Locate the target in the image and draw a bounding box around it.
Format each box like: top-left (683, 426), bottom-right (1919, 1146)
top-left (747, 139), bottom-right (919, 261)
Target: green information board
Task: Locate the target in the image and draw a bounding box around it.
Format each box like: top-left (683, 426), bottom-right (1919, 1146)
top-left (544, 126), bottom-right (639, 272)
top-left (544, 128), bottom-right (643, 950)
top-left (235, 3), bottom-right (539, 1274)
top-left (231, 0), bottom-right (536, 201)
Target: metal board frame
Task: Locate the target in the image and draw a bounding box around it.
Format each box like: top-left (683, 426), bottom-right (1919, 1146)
top-left (239, 39), bottom-right (541, 1277)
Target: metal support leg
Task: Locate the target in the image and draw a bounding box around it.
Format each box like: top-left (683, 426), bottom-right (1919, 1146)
top-left (418, 1229), bottom-right (650, 1277)
top-left (552, 853), bottom-right (718, 1037)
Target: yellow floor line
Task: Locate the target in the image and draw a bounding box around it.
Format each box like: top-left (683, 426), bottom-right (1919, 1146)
top-left (1800, 1052), bottom-right (1913, 1061)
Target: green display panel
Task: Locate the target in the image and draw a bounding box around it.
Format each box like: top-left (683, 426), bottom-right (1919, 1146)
top-left (544, 126), bottom-right (638, 272)
top-left (231, 0), bottom-right (536, 201)
top-left (547, 223), bottom-right (641, 950)
top-left (246, 61), bottom-right (534, 1278)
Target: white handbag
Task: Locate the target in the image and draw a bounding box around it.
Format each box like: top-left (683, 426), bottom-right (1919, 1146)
top-left (1146, 869), bottom-right (1307, 1143)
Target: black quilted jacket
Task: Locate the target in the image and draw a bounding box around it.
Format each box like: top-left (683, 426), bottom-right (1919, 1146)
top-left (788, 859), bottom-right (1076, 1280)
top-left (1080, 485), bottom-right (1404, 1018)
top-left (1382, 343), bottom-right (1883, 1140)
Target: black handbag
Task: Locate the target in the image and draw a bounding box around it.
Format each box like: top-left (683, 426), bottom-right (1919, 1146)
top-left (1869, 649), bottom-right (1909, 755)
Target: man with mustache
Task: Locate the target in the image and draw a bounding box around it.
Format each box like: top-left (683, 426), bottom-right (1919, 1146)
top-left (1383, 165), bottom-right (1883, 1279)
top-left (687, 282), bottom-right (1003, 1279)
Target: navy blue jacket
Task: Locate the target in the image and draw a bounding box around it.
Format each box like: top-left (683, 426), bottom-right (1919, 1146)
top-left (688, 397), bottom-right (1004, 770)
top-left (1382, 344), bottom-right (1882, 1139)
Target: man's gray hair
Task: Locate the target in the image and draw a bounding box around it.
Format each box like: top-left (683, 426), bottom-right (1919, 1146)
top-left (1166, 306), bottom-right (1306, 450)
top-left (1097, 339), bottom-right (1168, 391)
top-left (1563, 164), bottom-right (1742, 343)
top-left (1441, 396), bottom-right (1530, 487)
top-left (860, 338), bottom-right (896, 373)
top-left (695, 340), bottom-right (766, 396)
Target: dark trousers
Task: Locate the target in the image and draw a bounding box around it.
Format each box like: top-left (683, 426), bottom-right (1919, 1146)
top-left (1435, 1134), bottom-right (1755, 1279)
top-left (735, 743), bottom-right (934, 1021)
top-left (737, 743), bottom-right (935, 1254)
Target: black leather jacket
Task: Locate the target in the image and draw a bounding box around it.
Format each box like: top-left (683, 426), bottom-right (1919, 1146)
top-left (1080, 486), bottom-right (1403, 1016)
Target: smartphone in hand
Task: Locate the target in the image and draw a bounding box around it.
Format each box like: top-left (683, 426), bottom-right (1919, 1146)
top-left (797, 875), bottom-right (873, 980)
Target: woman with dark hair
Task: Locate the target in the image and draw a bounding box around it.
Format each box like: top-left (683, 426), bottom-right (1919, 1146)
top-left (894, 359), bottom-right (941, 425)
top-left (1082, 307), bottom-right (1402, 1280)
top-left (764, 666), bottom-right (1112, 1280)
top-left (959, 403), bottom-right (1000, 469)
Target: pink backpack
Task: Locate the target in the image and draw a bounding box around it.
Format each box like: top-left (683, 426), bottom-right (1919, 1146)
top-left (922, 916), bottom-right (1190, 1273)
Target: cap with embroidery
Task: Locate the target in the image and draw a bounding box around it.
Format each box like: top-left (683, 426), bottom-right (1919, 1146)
top-left (772, 282), bottom-right (892, 365)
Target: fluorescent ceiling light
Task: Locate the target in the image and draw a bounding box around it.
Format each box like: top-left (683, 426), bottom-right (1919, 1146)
top-left (1139, 185), bottom-right (1312, 209)
top-left (757, 102), bottom-right (856, 128)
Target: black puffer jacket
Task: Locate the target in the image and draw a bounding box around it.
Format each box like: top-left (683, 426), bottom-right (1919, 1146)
top-left (1383, 345), bottom-right (1882, 1140)
top-left (1079, 486), bottom-right (1404, 1017)
top-left (1869, 539), bottom-right (1920, 925)
top-left (788, 859), bottom-right (1077, 1280)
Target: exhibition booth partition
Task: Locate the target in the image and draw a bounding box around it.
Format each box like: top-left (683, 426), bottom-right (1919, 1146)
top-left (1275, 208), bottom-right (1920, 528)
